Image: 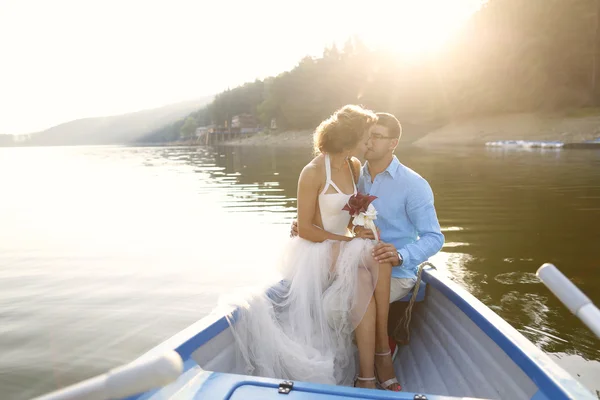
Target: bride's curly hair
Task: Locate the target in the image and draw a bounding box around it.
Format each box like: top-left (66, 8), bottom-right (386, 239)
top-left (313, 105), bottom-right (378, 155)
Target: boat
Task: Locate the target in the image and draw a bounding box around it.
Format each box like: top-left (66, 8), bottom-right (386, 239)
top-left (485, 139), bottom-right (600, 149)
top-left (485, 140), bottom-right (565, 149)
top-left (37, 265), bottom-right (596, 400)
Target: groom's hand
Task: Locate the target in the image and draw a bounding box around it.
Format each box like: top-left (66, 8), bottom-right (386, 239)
top-left (372, 242), bottom-right (402, 266)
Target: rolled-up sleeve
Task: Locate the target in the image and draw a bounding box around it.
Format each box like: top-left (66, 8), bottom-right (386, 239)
top-left (398, 179), bottom-right (444, 271)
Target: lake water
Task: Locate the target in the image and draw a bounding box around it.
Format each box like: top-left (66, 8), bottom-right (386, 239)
top-left (0, 144), bottom-right (599, 399)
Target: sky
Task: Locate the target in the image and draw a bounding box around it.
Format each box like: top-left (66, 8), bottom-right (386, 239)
top-left (0, 0), bottom-right (483, 134)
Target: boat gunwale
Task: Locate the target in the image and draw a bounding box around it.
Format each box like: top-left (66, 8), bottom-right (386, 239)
top-left (134, 307), bottom-right (238, 363)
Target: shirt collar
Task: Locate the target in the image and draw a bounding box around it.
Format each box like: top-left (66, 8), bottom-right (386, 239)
top-left (362, 156), bottom-right (401, 180)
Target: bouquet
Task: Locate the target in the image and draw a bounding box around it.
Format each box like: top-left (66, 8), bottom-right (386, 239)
top-left (342, 192), bottom-right (379, 241)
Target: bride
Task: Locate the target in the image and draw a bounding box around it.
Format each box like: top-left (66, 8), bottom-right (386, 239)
top-left (226, 105), bottom-right (397, 390)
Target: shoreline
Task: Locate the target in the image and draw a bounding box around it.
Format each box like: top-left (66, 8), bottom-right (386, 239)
top-left (222, 130), bottom-right (314, 148)
top-left (413, 112), bottom-right (600, 147)
top-left (164, 112), bottom-right (600, 149)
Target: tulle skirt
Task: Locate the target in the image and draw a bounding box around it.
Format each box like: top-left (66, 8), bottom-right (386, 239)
top-left (223, 237), bottom-right (378, 386)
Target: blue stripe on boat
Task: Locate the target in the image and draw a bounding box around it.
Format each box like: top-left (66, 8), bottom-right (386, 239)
top-left (198, 371), bottom-right (491, 399)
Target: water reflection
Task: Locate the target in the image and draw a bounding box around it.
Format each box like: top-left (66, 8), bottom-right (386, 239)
top-left (132, 146), bottom-right (302, 224)
top-left (494, 271), bottom-right (540, 284)
top-left (163, 146), bottom-right (300, 222)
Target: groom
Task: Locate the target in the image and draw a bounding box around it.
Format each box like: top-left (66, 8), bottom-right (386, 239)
top-left (359, 112), bottom-right (444, 300)
top-left (293, 112), bottom-right (444, 302)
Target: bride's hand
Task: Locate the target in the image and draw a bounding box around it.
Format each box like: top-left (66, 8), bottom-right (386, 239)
top-left (354, 226), bottom-right (376, 240)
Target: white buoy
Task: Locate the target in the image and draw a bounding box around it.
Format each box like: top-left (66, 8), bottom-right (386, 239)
top-left (34, 350), bottom-right (184, 400)
top-left (537, 263), bottom-right (600, 338)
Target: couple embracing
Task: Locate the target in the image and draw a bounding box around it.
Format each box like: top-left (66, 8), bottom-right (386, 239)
top-left (226, 105), bottom-right (444, 392)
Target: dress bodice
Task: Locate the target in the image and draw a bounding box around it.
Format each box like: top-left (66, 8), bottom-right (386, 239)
top-left (317, 154), bottom-right (357, 236)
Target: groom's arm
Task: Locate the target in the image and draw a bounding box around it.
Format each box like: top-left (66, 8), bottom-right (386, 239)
top-left (397, 178), bottom-right (444, 270)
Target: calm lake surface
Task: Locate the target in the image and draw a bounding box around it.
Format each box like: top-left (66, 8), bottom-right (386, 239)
top-left (1, 144), bottom-right (599, 399)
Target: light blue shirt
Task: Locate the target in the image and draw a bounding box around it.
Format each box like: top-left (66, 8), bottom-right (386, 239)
top-left (358, 156), bottom-right (444, 279)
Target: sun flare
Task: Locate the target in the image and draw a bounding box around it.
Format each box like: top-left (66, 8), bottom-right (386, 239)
top-left (350, 0), bottom-right (485, 56)
top-left (0, 0), bottom-right (487, 134)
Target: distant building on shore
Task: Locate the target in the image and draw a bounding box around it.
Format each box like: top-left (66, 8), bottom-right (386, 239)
top-left (195, 125), bottom-right (215, 138)
top-left (231, 114), bottom-right (259, 134)
top-left (13, 134), bottom-right (30, 143)
top-left (193, 115), bottom-right (260, 144)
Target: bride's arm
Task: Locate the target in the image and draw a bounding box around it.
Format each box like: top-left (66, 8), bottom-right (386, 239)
top-left (297, 164), bottom-right (352, 243)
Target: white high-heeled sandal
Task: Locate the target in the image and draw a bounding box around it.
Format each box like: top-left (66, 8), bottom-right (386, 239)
top-left (374, 350), bottom-right (401, 391)
top-left (353, 375), bottom-right (376, 389)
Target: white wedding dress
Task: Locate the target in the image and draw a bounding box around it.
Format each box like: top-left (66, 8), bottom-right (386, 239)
top-left (225, 154), bottom-right (379, 386)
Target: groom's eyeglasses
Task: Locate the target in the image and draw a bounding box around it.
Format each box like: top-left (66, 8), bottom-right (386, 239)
top-left (370, 133), bottom-right (397, 140)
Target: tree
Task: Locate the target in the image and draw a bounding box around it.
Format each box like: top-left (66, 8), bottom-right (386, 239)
top-left (180, 116), bottom-right (198, 139)
top-left (593, 0), bottom-right (600, 102)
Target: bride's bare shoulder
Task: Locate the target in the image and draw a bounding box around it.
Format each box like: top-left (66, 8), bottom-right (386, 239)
top-left (299, 155), bottom-right (325, 184)
top-left (302, 155), bottom-right (325, 173)
top-left (298, 155), bottom-right (325, 190)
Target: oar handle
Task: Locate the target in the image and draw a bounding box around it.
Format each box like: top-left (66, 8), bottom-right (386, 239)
top-left (537, 263), bottom-right (600, 338)
top-left (537, 263), bottom-right (591, 314)
top-left (34, 351), bottom-right (183, 400)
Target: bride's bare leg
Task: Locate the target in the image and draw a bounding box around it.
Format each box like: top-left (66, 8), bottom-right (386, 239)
top-left (331, 242), bottom-right (377, 388)
top-left (373, 261), bottom-right (400, 391)
top-left (374, 261), bottom-right (392, 350)
top-left (353, 294), bottom-right (377, 389)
